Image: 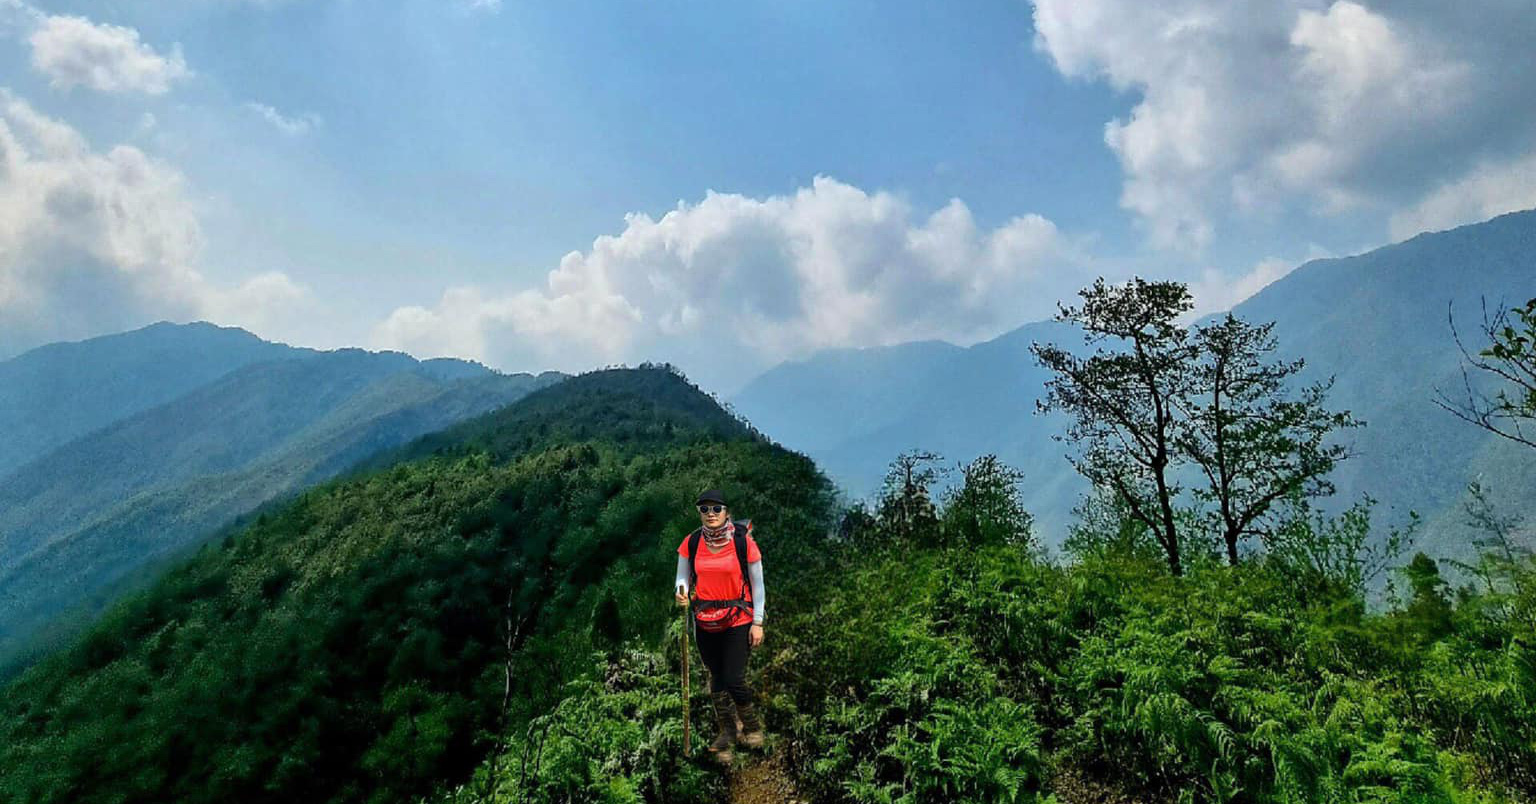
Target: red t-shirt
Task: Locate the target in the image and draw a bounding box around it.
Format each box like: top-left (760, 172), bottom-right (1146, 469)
top-left (678, 532), bottom-right (761, 630)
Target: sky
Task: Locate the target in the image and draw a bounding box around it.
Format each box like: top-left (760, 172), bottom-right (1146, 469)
top-left (1, 0), bottom-right (1534, 394)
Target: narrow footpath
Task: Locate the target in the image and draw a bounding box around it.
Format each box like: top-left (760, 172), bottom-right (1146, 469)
top-left (727, 747), bottom-right (806, 804)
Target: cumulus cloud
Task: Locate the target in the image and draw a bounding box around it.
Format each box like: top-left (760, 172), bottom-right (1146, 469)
top-left (0, 90), bottom-right (314, 359)
top-left (1031, 0), bottom-right (1536, 249)
top-left (371, 177), bottom-right (1086, 390)
top-left (28, 13), bottom-right (191, 94)
top-left (245, 102), bottom-right (322, 136)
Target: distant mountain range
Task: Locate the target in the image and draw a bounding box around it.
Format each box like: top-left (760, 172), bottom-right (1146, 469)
top-left (3, 209), bottom-right (1531, 677)
top-left (0, 322), bottom-right (564, 674)
top-left (732, 209), bottom-right (1536, 561)
top-left (0, 322), bottom-right (300, 479)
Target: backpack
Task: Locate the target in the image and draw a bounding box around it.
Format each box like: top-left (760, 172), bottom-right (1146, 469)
top-left (686, 519), bottom-right (753, 632)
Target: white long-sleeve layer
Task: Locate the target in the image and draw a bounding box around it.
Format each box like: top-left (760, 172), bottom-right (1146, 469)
top-left (675, 554), bottom-right (765, 625)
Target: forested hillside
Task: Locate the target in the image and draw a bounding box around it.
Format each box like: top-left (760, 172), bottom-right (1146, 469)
top-left (0, 342), bottom-right (562, 680)
top-left (434, 289), bottom-right (1536, 804)
top-left (0, 366), bottom-right (835, 804)
top-left (3, 322), bottom-right (1533, 803)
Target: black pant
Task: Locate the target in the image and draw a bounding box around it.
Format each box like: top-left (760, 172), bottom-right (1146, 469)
top-left (694, 622), bottom-right (753, 705)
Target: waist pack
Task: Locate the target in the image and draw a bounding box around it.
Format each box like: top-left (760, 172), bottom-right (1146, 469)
top-left (687, 519), bottom-right (753, 633)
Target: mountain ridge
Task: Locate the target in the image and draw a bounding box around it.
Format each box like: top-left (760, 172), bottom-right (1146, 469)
top-left (0, 324), bottom-right (564, 676)
top-left (0, 320), bottom-right (308, 477)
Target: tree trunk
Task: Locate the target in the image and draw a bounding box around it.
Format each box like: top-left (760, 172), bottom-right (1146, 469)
top-left (1155, 467), bottom-right (1182, 576)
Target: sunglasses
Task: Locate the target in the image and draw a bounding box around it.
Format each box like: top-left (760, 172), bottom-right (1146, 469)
top-left (697, 505), bottom-right (726, 514)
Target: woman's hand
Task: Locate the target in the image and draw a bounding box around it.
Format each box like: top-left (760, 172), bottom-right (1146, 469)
top-left (750, 624), bottom-right (764, 647)
top-left (675, 590), bottom-right (688, 607)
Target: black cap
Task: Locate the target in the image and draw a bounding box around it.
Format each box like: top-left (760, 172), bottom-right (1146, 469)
top-left (695, 488), bottom-right (727, 506)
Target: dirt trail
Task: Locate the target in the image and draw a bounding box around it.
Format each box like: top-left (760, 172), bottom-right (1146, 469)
top-left (727, 747), bottom-right (806, 804)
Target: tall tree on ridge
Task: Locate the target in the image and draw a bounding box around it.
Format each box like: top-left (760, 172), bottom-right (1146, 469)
top-left (942, 454), bottom-right (1035, 549)
top-left (1033, 277), bottom-right (1197, 575)
top-left (1179, 314), bottom-right (1360, 566)
top-left (876, 449), bottom-right (946, 548)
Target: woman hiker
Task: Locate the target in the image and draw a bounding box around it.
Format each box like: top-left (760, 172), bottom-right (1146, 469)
top-left (674, 488), bottom-right (766, 760)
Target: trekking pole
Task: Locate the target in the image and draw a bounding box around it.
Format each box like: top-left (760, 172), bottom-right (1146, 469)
top-left (679, 584), bottom-right (690, 754)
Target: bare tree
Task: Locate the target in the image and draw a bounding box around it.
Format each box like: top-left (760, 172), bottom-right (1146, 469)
top-left (1436, 296), bottom-right (1536, 450)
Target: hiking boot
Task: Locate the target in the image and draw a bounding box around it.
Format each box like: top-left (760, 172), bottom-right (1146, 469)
top-left (709, 690), bottom-right (737, 757)
top-left (736, 701), bottom-right (765, 749)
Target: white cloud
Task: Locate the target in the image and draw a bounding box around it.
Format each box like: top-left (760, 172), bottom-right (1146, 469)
top-left (371, 177), bottom-right (1087, 390)
top-left (0, 90), bottom-right (315, 359)
top-left (1389, 151), bottom-right (1536, 240)
top-left (1031, 0), bottom-right (1536, 250)
top-left (28, 14), bottom-right (191, 95)
top-left (203, 271), bottom-right (316, 334)
top-left (244, 102), bottom-right (322, 136)
top-left (1188, 257), bottom-right (1297, 317)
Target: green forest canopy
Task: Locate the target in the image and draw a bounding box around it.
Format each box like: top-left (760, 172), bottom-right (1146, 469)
top-left (3, 337), bottom-right (1534, 803)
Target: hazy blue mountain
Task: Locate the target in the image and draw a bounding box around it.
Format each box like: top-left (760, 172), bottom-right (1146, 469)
top-left (0, 333), bottom-right (564, 672)
top-left (0, 321), bottom-right (311, 478)
top-left (1227, 209), bottom-right (1536, 562)
top-left (731, 209), bottom-right (1536, 557)
top-left (732, 339), bottom-right (965, 451)
top-left (761, 321), bottom-right (1082, 535)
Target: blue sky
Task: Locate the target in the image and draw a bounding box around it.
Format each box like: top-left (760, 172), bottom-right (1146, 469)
top-left (2, 0), bottom-right (1534, 392)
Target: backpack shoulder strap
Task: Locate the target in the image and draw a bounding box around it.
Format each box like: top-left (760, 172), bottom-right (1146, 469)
top-left (732, 521), bottom-right (750, 599)
top-left (686, 527), bottom-right (703, 591)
